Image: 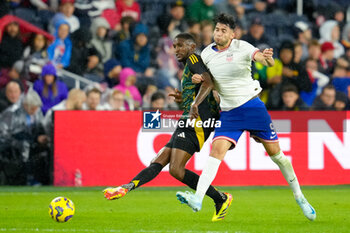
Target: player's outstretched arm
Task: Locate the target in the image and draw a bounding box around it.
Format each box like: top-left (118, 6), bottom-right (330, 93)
top-left (254, 48), bottom-right (275, 67)
top-left (189, 72), bottom-right (214, 120)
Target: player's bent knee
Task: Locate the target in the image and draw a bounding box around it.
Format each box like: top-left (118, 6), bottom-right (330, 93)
top-left (264, 142), bottom-right (281, 156)
top-left (169, 165), bottom-right (184, 181)
top-left (210, 139), bottom-right (232, 160)
top-left (152, 147), bottom-right (171, 166)
top-left (210, 147), bottom-right (228, 160)
top-left (267, 148), bottom-right (280, 156)
top-left (169, 169), bottom-right (182, 181)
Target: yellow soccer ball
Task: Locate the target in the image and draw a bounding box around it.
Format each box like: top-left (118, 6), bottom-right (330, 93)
top-left (49, 197), bottom-right (75, 222)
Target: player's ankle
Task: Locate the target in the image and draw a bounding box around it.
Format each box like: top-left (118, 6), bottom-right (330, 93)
top-left (121, 183), bottom-right (135, 191)
top-left (215, 192), bottom-right (227, 203)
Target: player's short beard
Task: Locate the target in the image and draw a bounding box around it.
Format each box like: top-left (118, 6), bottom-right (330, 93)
top-left (215, 38), bottom-right (229, 47)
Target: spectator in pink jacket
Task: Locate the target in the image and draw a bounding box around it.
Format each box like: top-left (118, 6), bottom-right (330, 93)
top-left (114, 67), bottom-right (141, 109)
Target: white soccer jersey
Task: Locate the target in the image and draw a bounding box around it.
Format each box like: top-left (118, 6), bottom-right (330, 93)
top-left (201, 39), bottom-right (262, 111)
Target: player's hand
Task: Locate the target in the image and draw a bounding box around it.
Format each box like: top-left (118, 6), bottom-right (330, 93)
top-left (189, 103), bottom-right (199, 120)
top-left (192, 74), bottom-right (204, 84)
top-left (262, 48), bottom-right (273, 58)
top-left (168, 88), bottom-right (182, 103)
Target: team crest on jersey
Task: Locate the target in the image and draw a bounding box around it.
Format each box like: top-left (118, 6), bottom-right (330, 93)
top-left (226, 53), bottom-right (233, 62)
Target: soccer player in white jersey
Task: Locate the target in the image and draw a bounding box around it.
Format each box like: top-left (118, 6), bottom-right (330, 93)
top-left (176, 13), bottom-right (316, 221)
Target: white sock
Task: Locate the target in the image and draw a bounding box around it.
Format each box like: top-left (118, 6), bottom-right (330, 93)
top-left (195, 156), bottom-right (222, 203)
top-left (270, 151), bottom-right (303, 199)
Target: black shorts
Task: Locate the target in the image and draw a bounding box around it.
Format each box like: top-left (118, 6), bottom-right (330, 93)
top-left (165, 118), bottom-right (214, 155)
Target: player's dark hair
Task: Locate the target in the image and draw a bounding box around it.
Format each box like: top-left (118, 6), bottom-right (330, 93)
top-left (214, 13), bottom-right (236, 30)
top-left (175, 32), bottom-right (196, 44)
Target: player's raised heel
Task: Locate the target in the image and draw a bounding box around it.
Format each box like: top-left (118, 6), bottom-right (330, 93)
top-left (212, 192), bottom-right (233, 222)
top-left (176, 191), bottom-right (202, 212)
top-left (296, 195), bottom-right (316, 221)
top-left (103, 186), bottom-right (128, 200)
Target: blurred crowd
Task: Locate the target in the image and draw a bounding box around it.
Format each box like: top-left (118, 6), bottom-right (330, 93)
top-left (1, 0), bottom-right (350, 185)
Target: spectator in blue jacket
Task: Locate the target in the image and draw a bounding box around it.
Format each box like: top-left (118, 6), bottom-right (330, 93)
top-left (116, 23), bottom-right (150, 74)
top-left (47, 19), bottom-right (72, 68)
top-left (33, 63), bottom-right (68, 115)
top-left (104, 59), bottom-right (122, 88)
top-left (332, 62), bottom-right (350, 99)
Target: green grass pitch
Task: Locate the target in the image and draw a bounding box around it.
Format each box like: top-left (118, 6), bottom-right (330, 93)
top-left (0, 186), bottom-right (350, 233)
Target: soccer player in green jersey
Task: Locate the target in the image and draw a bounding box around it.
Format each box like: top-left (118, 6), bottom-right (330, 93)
top-left (103, 33), bottom-right (232, 222)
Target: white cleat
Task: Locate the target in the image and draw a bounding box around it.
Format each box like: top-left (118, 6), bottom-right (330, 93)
top-left (296, 195), bottom-right (316, 221)
top-left (176, 191), bottom-right (202, 212)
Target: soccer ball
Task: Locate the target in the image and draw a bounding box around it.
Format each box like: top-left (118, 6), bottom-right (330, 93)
top-left (49, 197), bottom-right (75, 222)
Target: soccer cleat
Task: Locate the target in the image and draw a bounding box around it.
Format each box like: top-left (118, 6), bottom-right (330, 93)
top-left (296, 195), bottom-right (316, 221)
top-left (176, 191), bottom-right (202, 212)
top-left (212, 192), bottom-right (233, 222)
top-left (103, 186), bottom-right (129, 200)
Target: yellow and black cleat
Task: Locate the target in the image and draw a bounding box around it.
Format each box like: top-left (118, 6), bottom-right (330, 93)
top-left (212, 192), bottom-right (233, 222)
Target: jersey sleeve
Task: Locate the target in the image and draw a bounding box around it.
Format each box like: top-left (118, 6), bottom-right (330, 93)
top-left (186, 53), bottom-right (209, 74)
top-left (200, 47), bottom-right (210, 65)
top-left (240, 40), bottom-right (260, 61)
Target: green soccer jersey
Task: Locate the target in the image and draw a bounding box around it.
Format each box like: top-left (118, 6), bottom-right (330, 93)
top-left (180, 53), bottom-right (220, 120)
